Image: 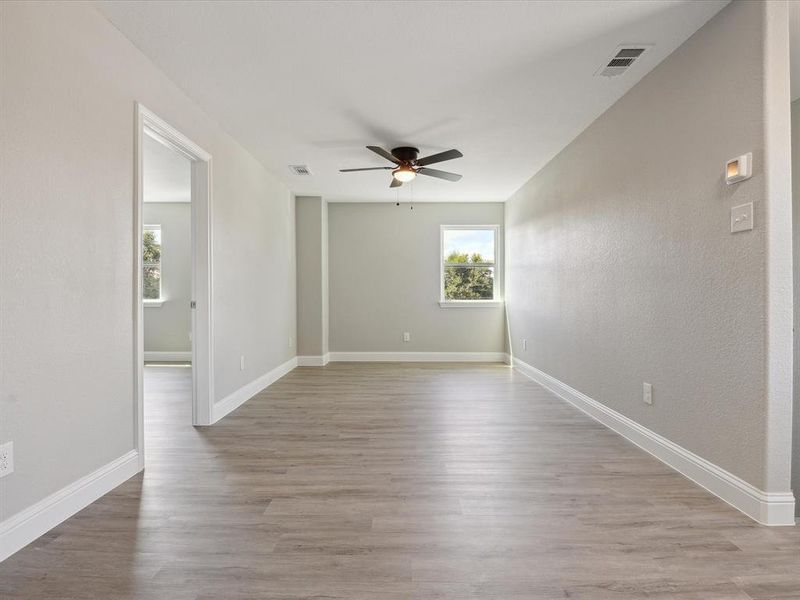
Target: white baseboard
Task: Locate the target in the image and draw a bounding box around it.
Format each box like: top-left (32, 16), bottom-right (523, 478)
top-left (211, 357), bottom-right (298, 423)
top-left (0, 450), bottom-right (141, 562)
top-left (329, 352), bottom-right (509, 363)
top-left (512, 357), bottom-right (796, 526)
top-left (297, 354), bottom-right (330, 367)
top-left (144, 351), bottom-right (191, 362)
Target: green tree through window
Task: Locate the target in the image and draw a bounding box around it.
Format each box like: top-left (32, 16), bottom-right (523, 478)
top-left (444, 251), bottom-right (494, 300)
top-left (441, 227), bottom-right (497, 301)
top-left (143, 227), bottom-right (162, 300)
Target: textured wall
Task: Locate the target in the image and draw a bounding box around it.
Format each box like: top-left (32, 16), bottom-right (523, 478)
top-left (295, 197), bottom-right (327, 357)
top-left (505, 0), bottom-right (791, 492)
top-left (322, 200), bottom-right (329, 356)
top-left (0, 1), bottom-right (296, 520)
top-left (328, 202), bottom-right (505, 353)
top-left (143, 203), bottom-right (191, 353)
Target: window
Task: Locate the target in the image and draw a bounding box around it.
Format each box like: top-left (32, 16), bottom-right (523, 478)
top-left (440, 225), bottom-right (500, 305)
top-left (143, 225), bottom-right (162, 301)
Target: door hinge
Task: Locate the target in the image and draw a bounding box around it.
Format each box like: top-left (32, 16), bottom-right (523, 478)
top-left (190, 301), bottom-right (197, 309)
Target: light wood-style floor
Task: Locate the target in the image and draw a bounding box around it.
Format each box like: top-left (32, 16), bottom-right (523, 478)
top-left (2, 363), bottom-right (800, 599)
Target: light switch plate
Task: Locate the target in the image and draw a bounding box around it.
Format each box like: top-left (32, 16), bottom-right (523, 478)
top-left (731, 202), bottom-right (753, 233)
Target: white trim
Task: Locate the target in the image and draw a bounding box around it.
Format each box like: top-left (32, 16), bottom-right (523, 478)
top-left (211, 357), bottom-right (298, 424)
top-left (439, 300), bottom-right (503, 308)
top-left (144, 351), bottom-right (192, 362)
top-left (329, 352), bottom-right (509, 363)
top-left (143, 299), bottom-right (165, 308)
top-left (144, 198), bottom-right (191, 204)
top-left (297, 354), bottom-right (330, 367)
top-left (762, 0), bottom-right (794, 496)
top-left (324, 198), bottom-right (508, 203)
top-left (142, 115), bottom-right (211, 161)
top-left (0, 450), bottom-right (140, 562)
top-left (512, 357), bottom-right (796, 526)
top-left (135, 102), bottom-right (215, 460)
top-left (134, 105), bottom-right (145, 469)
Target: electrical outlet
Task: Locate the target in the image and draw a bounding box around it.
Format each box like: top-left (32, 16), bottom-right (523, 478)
top-left (403, 332), bottom-right (410, 342)
top-left (0, 442), bottom-right (14, 478)
top-left (643, 382), bottom-right (653, 405)
top-left (240, 355), bottom-right (245, 371)
top-left (288, 337), bottom-right (293, 349)
top-left (522, 339), bottom-right (528, 351)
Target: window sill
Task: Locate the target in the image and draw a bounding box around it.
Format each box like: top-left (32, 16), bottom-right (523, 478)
top-left (144, 299), bottom-right (165, 308)
top-left (439, 300), bottom-right (503, 308)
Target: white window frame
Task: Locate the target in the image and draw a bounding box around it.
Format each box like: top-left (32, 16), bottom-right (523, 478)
top-left (439, 224), bottom-right (503, 308)
top-left (143, 224), bottom-right (164, 307)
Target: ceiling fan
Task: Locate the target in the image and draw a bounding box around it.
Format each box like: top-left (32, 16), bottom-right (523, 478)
top-left (340, 146), bottom-right (463, 188)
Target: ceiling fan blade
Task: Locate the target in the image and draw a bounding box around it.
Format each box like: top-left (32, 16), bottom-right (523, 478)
top-left (367, 145), bottom-right (401, 165)
top-left (339, 167), bottom-right (394, 172)
top-left (417, 167), bottom-right (462, 182)
top-left (390, 178), bottom-right (403, 188)
top-left (415, 149), bottom-right (463, 166)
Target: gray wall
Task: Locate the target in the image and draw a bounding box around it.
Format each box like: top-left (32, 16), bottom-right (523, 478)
top-left (143, 203), bottom-right (191, 353)
top-left (329, 202), bottom-right (505, 353)
top-left (322, 200), bottom-right (329, 355)
top-left (0, 1), bottom-right (296, 521)
top-left (295, 197), bottom-right (328, 357)
top-left (505, 0), bottom-right (792, 492)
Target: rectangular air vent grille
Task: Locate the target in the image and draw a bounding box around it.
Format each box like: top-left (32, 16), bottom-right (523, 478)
top-left (289, 165), bottom-right (312, 176)
top-left (607, 58), bottom-right (635, 68)
top-left (615, 48), bottom-right (646, 59)
top-left (595, 45), bottom-right (651, 77)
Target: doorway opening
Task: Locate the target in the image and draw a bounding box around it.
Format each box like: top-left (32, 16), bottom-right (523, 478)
top-left (134, 105), bottom-right (214, 471)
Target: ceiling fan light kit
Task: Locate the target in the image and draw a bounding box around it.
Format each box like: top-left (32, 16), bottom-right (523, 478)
top-left (392, 165), bottom-right (416, 182)
top-left (340, 145), bottom-right (463, 188)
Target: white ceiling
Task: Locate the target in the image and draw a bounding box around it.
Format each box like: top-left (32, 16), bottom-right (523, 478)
top-left (97, 1), bottom-right (728, 203)
top-left (143, 133), bottom-right (191, 203)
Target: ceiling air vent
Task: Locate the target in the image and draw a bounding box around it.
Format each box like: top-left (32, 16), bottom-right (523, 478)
top-left (595, 45), bottom-right (651, 77)
top-left (289, 164), bottom-right (312, 176)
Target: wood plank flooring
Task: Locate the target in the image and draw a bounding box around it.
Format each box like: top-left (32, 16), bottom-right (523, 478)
top-left (2, 362), bottom-right (800, 599)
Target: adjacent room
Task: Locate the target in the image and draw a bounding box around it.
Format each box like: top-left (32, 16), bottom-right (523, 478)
top-left (1, 1), bottom-right (800, 598)
top-left (142, 130), bottom-right (195, 437)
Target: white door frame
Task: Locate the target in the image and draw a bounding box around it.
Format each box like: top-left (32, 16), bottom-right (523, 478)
top-left (134, 103), bottom-right (214, 470)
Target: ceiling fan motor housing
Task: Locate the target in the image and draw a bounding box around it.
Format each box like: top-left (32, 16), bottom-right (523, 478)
top-left (338, 145), bottom-right (463, 187)
top-left (391, 147), bottom-right (419, 163)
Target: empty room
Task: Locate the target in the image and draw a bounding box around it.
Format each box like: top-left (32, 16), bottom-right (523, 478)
top-left (1, 1), bottom-right (800, 598)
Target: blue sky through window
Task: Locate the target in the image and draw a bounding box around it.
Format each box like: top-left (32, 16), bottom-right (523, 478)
top-left (443, 228), bottom-right (494, 262)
